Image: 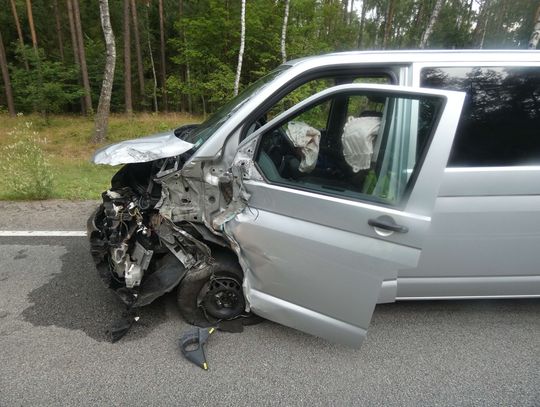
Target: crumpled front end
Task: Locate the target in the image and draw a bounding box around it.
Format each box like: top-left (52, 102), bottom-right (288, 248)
top-left (88, 130), bottom-right (256, 328)
top-left (87, 159), bottom-right (201, 307)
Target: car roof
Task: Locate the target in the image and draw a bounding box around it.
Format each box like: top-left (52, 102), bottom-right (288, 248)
top-left (286, 50), bottom-right (540, 67)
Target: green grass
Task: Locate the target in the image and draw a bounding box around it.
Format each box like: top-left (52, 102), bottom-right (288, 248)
top-left (0, 113), bottom-right (202, 200)
top-left (48, 160), bottom-right (120, 200)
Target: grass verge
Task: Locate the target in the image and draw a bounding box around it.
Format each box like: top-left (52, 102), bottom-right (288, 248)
top-left (0, 113), bottom-right (201, 200)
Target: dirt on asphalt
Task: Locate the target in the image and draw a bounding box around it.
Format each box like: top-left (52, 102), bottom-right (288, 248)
top-left (0, 200), bottom-right (100, 231)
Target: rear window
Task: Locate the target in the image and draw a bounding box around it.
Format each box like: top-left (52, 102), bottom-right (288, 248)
top-left (421, 66), bottom-right (540, 167)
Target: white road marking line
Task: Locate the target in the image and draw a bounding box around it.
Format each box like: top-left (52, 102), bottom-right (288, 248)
top-left (0, 231), bottom-right (87, 237)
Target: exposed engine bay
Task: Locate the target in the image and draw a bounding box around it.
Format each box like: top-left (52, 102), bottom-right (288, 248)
top-left (88, 125), bottom-right (259, 333)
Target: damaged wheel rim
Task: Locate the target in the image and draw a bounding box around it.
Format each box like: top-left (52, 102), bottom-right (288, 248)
top-left (200, 276), bottom-right (245, 320)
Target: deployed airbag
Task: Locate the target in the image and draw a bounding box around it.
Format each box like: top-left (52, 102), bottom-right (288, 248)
top-left (285, 121), bottom-right (321, 173)
top-left (342, 116), bottom-right (380, 172)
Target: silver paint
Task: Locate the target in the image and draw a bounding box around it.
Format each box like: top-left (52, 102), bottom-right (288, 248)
top-left (93, 131), bottom-right (193, 165)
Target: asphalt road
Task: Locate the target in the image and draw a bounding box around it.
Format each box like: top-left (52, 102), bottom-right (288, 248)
top-left (0, 202), bottom-right (538, 406)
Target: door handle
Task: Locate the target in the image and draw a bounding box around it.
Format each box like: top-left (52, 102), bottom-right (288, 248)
top-left (368, 215), bottom-right (409, 234)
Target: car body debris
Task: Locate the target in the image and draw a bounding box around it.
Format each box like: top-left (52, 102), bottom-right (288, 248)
top-left (179, 327), bottom-right (215, 370)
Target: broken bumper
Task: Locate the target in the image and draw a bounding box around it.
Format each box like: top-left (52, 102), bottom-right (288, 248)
top-left (87, 203), bottom-right (188, 308)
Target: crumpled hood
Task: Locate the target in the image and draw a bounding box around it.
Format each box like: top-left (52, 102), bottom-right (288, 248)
top-left (92, 131), bottom-right (194, 166)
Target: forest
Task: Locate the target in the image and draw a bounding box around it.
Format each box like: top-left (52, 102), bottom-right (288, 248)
top-left (1, 0), bottom-right (539, 121)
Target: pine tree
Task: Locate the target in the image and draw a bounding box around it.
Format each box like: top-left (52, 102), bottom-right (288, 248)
top-left (53, 0), bottom-right (65, 62)
top-left (131, 0), bottom-right (145, 100)
top-left (73, 0), bottom-right (93, 114)
top-left (158, 0), bottom-right (167, 111)
top-left (0, 31), bottom-right (16, 116)
top-left (10, 0), bottom-right (29, 70)
top-left (124, 0), bottom-right (133, 114)
top-left (25, 0), bottom-right (38, 52)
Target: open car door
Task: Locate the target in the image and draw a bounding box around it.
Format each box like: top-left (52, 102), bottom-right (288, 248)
top-left (224, 84), bottom-right (466, 347)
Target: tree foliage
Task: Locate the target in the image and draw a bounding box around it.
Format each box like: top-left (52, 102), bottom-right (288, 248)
top-left (0, 0), bottom-right (538, 119)
top-left (10, 45), bottom-right (83, 116)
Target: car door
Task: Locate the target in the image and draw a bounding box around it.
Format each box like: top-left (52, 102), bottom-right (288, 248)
top-left (223, 84), bottom-right (466, 347)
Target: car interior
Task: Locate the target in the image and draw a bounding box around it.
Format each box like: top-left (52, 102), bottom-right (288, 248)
top-left (254, 83), bottom-right (441, 207)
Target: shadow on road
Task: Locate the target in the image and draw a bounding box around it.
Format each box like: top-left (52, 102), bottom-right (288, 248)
top-left (22, 240), bottom-right (177, 342)
top-left (19, 239), bottom-right (540, 344)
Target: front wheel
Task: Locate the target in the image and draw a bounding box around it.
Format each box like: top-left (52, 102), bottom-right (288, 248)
top-left (176, 250), bottom-right (259, 326)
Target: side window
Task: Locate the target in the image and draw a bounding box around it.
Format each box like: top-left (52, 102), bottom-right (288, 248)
top-left (243, 72), bottom-right (393, 139)
top-left (421, 66), bottom-right (540, 167)
top-left (255, 90), bottom-right (443, 207)
top-left (266, 79), bottom-right (335, 121)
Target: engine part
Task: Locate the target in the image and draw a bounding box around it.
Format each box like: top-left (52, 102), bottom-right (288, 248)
top-left (124, 241), bottom-right (154, 288)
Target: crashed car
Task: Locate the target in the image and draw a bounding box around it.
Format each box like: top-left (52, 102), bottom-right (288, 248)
top-left (89, 50), bottom-right (540, 347)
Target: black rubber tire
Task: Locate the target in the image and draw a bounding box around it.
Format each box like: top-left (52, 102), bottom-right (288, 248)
top-left (176, 250), bottom-right (261, 327)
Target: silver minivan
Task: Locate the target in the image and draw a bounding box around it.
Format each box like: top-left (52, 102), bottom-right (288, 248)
top-left (88, 50), bottom-right (540, 346)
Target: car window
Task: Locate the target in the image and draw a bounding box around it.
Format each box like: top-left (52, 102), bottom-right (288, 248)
top-left (243, 72), bottom-right (393, 140)
top-left (266, 79), bottom-right (335, 121)
top-left (255, 89), bottom-right (443, 207)
top-left (421, 66), bottom-right (540, 167)
top-left (184, 67), bottom-right (289, 148)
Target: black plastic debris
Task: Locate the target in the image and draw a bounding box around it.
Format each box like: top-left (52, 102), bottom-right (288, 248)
top-left (216, 318), bottom-right (244, 333)
top-left (179, 327), bottom-right (216, 370)
top-left (109, 309), bottom-right (139, 343)
top-left (133, 257), bottom-right (187, 307)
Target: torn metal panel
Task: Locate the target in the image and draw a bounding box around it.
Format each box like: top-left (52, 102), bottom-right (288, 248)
top-left (210, 166), bottom-right (251, 229)
top-left (156, 175), bottom-right (203, 223)
top-left (93, 131), bottom-right (194, 166)
top-left (233, 137), bottom-right (263, 182)
top-left (209, 138), bottom-right (257, 229)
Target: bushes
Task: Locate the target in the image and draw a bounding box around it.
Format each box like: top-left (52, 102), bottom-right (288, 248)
top-left (0, 119), bottom-right (54, 200)
top-left (10, 46), bottom-right (84, 118)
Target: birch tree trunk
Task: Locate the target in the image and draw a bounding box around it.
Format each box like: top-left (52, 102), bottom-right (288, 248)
top-left (473, 0), bottom-right (489, 48)
top-left (234, 0), bottom-right (246, 96)
top-left (73, 0), bottom-right (93, 114)
top-left (130, 0), bottom-right (145, 99)
top-left (158, 0), bottom-right (168, 111)
top-left (280, 0), bottom-right (290, 64)
top-left (25, 0), bottom-right (38, 52)
top-left (124, 0), bottom-right (133, 114)
top-left (94, 0), bottom-right (116, 143)
top-left (53, 0), bottom-right (65, 62)
top-left (10, 0), bottom-right (29, 70)
top-left (528, 4), bottom-right (540, 49)
top-left (479, 15), bottom-right (489, 49)
top-left (0, 31), bottom-right (16, 116)
top-left (419, 0), bottom-right (444, 48)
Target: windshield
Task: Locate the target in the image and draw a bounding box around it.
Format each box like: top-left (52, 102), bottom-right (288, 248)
top-left (182, 66), bottom-right (290, 148)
